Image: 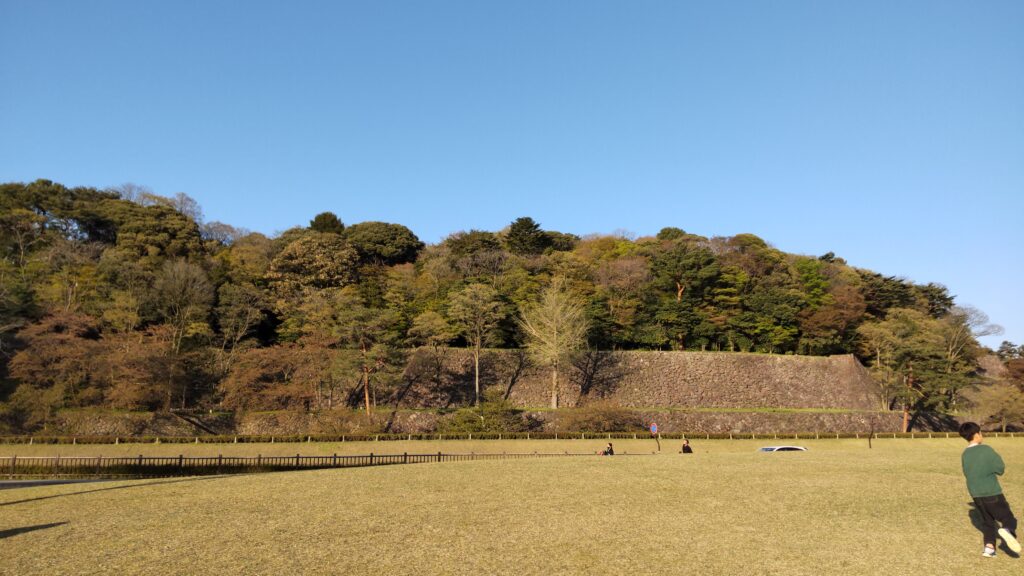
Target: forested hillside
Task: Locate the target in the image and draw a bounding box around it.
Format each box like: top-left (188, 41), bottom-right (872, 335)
top-left (0, 179), bottom-right (1011, 433)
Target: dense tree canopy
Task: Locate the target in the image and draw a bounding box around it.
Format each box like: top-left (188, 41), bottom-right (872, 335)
top-left (0, 179), bottom-right (1002, 432)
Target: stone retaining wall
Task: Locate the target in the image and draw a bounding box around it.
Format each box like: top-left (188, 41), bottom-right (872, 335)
top-left (396, 349), bottom-right (882, 410)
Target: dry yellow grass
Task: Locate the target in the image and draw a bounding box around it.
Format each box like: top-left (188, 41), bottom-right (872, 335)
top-left (2, 438), bottom-right (1023, 575)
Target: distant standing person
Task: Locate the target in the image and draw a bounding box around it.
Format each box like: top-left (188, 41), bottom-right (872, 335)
top-left (681, 439), bottom-right (693, 454)
top-left (960, 421), bottom-right (1021, 557)
top-left (650, 421), bottom-right (661, 452)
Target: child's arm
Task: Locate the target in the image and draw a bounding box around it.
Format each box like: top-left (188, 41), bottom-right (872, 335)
top-left (993, 449), bottom-right (1006, 476)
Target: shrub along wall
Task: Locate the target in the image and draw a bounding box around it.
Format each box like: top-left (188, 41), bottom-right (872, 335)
top-left (21, 409), bottom-right (924, 438)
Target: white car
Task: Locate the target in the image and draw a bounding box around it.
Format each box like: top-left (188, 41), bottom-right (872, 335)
top-left (758, 446), bottom-right (807, 452)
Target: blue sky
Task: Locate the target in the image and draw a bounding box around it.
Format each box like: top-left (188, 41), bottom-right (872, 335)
top-left (1, 1), bottom-right (1021, 347)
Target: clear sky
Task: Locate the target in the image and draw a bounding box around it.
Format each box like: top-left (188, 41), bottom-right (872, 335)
top-left (1, 1), bottom-right (1021, 347)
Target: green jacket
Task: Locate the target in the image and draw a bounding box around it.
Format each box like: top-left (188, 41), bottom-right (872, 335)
top-left (962, 443), bottom-right (1005, 498)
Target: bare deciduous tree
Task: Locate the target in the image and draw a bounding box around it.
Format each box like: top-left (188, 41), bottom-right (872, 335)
top-left (519, 277), bottom-right (590, 409)
top-left (154, 260), bottom-right (213, 355)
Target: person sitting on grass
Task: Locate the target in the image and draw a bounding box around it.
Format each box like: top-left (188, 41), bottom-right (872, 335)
top-left (960, 421), bottom-right (1021, 558)
top-left (600, 443), bottom-right (614, 456)
top-left (681, 439), bottom-right (693, 454)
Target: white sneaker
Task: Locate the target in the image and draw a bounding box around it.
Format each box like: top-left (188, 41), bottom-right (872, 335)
top-left (999, 528), bottom-right (1022, 553)
top-left (983, 545), bottom-right (997, 558)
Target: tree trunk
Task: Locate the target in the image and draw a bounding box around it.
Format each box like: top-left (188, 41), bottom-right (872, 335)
top-left (474, 342), bottom-right (481, 407)
top-left (550, 364), bottom-right (558, 409)
top-left (676, 281), bottom-right (684, 302)
top-left (363, 366), bottom-right (372, 417)
top-left (902, 364), bottom-right (914, 433)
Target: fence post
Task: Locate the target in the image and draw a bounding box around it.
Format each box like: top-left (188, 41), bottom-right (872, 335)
top-left (257, 454), bottom-right (262, 467)
top-left (369, 453), bottom-right (374, 466)
top-left (55, 455), bottom-right (61, 476)
top-left (10, 455), bottom-right (15, 479)
top-left (403, 452), bottom-right (408, 464)
top-left (96, 456), bottom-right (102, 476)
top-left (437, 451), bottom-right (442, 463)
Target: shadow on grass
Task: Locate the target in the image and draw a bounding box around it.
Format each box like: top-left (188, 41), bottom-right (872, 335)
top-left (968, 502), bottom-right (1020, 558)
top-left (0, 522), bottom-right (68, 539)
top-left (0, 476), bottom-right (229, 508)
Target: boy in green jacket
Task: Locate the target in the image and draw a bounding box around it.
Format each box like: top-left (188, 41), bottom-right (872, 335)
top-left (960, 421), bottom-right (1021, 557)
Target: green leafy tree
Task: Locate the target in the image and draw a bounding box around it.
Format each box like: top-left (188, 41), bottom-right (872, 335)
top-left (98, 200), bottom-right (204, 265)
top-left (545, 231), bottom-right (580, 252)
top-left (964, 381), bottom-right (1024, 433)
top-left (649, 237), bottom-right (718, 303)
top-left (407, 310), bottom-right (456, 389)
top-left (443, 230), bottom-right (503, 257)
top-left (997, 341), bottom-right (1022, 361)
top-left (265, 232), bottom-right (359, 300)
top-left (299, 287), bottom-right (402, 416)
top-left (448, 283), bottom-right (505, 406)
top-left (505, 217), bottom-right (551, 256)
top-left (309, 212), bottom-right (345, 234)
top-left (916, 282), bottom-right (955, 318)
top-left (345, 221), bottom-right (424, 265)
top-left (856, 308), bottom-right (961, 431)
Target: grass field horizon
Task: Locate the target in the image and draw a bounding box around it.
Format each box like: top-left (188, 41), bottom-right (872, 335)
top-left (3, 439), bottom-right (1024, 575)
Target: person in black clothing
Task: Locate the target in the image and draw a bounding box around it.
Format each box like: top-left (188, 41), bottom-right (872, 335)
top-left (681, 439), bottom-right (693, 454)
top-left (601, 443), bottom-right (614, 456)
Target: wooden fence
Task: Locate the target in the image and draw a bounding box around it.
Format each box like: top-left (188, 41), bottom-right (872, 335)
top-left (2, 451), bottom-right (602, 479)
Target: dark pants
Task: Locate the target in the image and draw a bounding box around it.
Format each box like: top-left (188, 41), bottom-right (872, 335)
top-left (974, 494), bottom-right (1018, 546)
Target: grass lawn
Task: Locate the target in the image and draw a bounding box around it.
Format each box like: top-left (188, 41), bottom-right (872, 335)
top-left (2, 438), bottom-right (1022, 575)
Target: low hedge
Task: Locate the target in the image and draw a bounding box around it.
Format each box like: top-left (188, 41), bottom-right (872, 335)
top-left (0, 430), bottom-right (988, 445)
